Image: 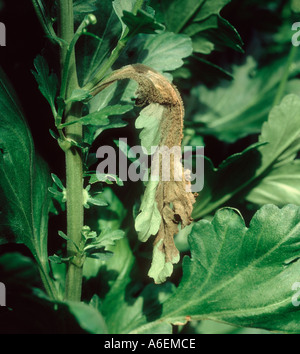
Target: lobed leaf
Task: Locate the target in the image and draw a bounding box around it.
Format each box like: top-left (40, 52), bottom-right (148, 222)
top-left (193, 94), bottom-right (300, 219)
top-left (156, 205), bottom-right (300, 334)
top-left (189, 57), bottom-right (300, 143)
top-left (121, 9), bottom-right (164, 40)
top-left (32, 55), bottom-right (58, 117)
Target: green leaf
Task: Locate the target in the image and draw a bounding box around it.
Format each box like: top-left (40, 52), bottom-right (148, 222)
top-left (83, 188), bottom-right (128, 280)
top-left (292, 0), bottom-right (300, 13)
top-left (246, 161), bottom-right (300, 206)
top-left (112, 0), bottom-right (136, 38)
top-left (132, 32), bottom-right (193, 75)
top-left (135, 178), bottom-right (161, 243)
top-left (102, 276), bottom-right (175, 334)
top-left (192, 0), bottom-right (231, 22)
top-left (76, 0), bottom-right (123, 86)
top-left (257, 94), bottom-right (300, 171)
top-left (244, 94), bottom-right (300, 206)
top-left (81, 189), bottom-right (173, 334)
top-left (65, 88), bottom-right (92, 104)
top-left (0, 68), bottom-right (55, 298)
top-left (155, 205), bottom-right (300, 334)
top-left (121, 9), bottom-right (164, 40)
top-left (87, 193), bottom-right (109, 207)
top-left (51, 173), bottom-right (65, 190)
top-left (192, 16), bottom-right (244, 54)
top-left (157, 0), bottom-right (206, 33)
top-left (73, 0), bottom-right (98, 21)
top-left (32, 55), bottom-right (58, 117)
top-left (89, 173), bottom-right (124, 186)
top-left (66, 301), bottom-right (107, 334)
top-left (96, 229), bottom-right (125, 250)
top-left (62, 104), bottom-right (132, 127)
top-left (189, 57), bottom-right (300, 143)
top-left (192, 143), bottom-right (263, 219)
top-left (193, 93), bottom-right (300, 218)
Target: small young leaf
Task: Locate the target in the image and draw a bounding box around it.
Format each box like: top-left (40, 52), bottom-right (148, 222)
top-left (65, 88), bottom-right (92, 104)
top-left (88, 193), bottom-right (109, 207)
top-left (32, 55), bottom-right (58, 116)
top-left (61, 104), bottom-right (132, 127)
top-left (49, 254), bottom-right (73, 264)
top-left (51, 173), bottom-right (65, 190)
top-left (58, 231), bottom-right (80, 252)
top-left (89, 173), bottom-right (124, 186)
top-left (97, 229), bottom-right (125, 249)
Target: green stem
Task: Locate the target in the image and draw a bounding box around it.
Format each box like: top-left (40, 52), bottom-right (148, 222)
top-left (58, 0), bottom-right (84, 302)
top-left (60, 15), bottom-right (97, 104)
top-left (273, 44), bottom-right (298, 106)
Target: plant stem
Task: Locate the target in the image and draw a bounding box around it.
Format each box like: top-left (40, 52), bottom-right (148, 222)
top-left (58, 0), bottom-right (84, 302)
top-left (273, 44), bottom-right (298, 106)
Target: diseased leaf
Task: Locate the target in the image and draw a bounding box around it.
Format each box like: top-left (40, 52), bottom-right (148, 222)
top-left (92, 64), bottom-right (196, 283)
top-left (135, 103), bottom-right (164, 154)
top-left (135, 178), bottom-right (161, 242)
top-left (148, 239), bottom-right (180, 285)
